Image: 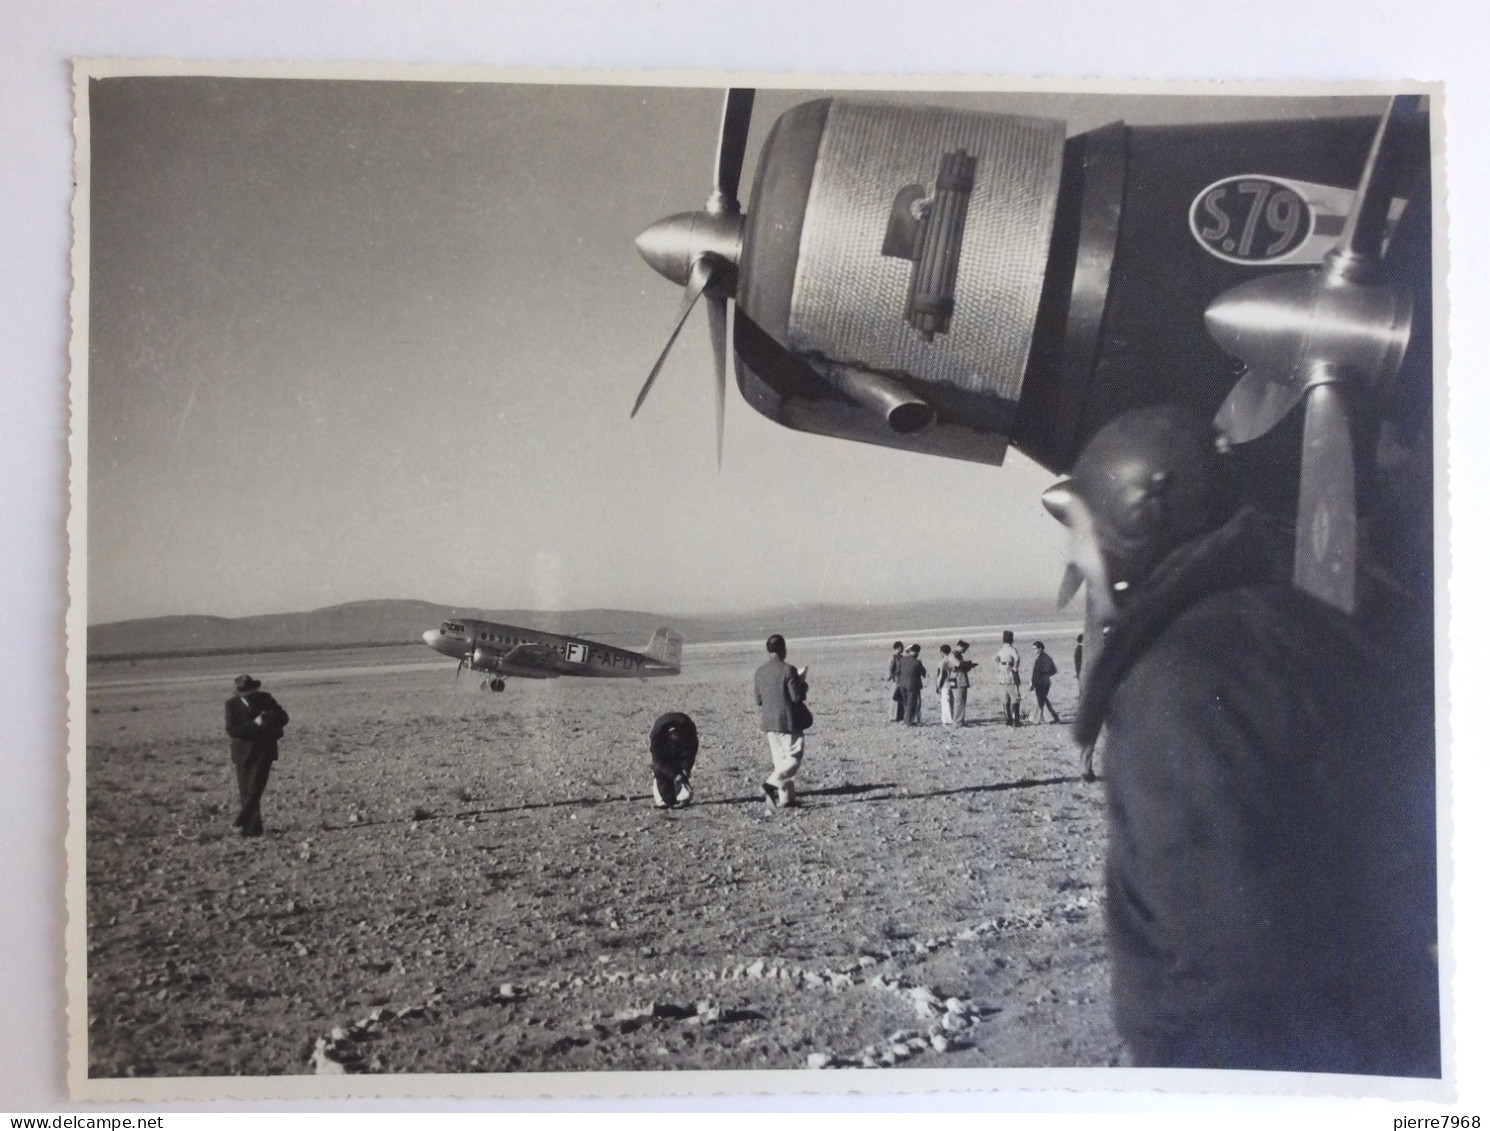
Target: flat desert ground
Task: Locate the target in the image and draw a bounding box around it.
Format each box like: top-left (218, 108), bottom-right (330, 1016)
top-left (81, 624), bottom-right (1123, 1081)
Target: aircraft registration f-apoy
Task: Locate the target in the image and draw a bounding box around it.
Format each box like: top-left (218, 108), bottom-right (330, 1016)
top-left (422, 619), bottom-right (683, 692)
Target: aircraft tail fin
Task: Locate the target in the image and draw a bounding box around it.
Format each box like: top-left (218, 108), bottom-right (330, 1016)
top-left (643, 627), bottom-right (684, 670)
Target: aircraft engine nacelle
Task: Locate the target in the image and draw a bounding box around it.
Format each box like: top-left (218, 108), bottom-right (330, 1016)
top-left (635, 92), bottom-right (1431, 616)
top-left (735, 99), bottom-right (1064, 466)
top-left (729, 99), bottom-right (1429, 481)
top-left (470, 647), bottom-right (499, 671)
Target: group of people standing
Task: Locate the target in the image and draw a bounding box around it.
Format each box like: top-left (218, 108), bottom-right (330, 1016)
top-left (886, 631), bottom-right (1071, 728)
top-left (657, 629), bottom-right (1084, 817)
top-left (885, 640), bottom-right (973, 726)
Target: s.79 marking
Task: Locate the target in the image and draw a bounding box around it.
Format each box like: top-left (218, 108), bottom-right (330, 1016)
top-left (1190, 175), bottom-right (1314, 264)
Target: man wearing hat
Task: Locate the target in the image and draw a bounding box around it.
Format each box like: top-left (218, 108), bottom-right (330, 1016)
top-left (224, 674), bottom-right (290, 837)
top-left (1042, 404), bottom-right (1437, 1075)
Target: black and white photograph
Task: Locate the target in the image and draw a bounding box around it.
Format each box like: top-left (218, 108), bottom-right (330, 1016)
top-left (63, 62), bottom-right (1449, 1103)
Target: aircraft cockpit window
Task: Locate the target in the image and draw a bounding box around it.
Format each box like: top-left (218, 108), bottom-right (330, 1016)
top-left (441, 621), bottom-right (465, 636)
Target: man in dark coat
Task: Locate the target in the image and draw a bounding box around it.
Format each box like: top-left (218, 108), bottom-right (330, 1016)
top-left (754, 634), bottom-right (809, 808)
top-left (895, 644), bottom-right (927, 725)
top-left (1044, 405), bottom-right (1438, 1076)
top-left (649, 711), bottom-right (698, 809)
top-left (1029, 641), bottom-right (1060, 723)
top-left (886, 641), bottom-right (905, 722)
top-left (224, 674), bottom-right (290, 837)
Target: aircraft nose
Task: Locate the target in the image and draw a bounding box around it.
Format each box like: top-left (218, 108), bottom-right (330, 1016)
top-left (422, 629), bottom-right (441, 648)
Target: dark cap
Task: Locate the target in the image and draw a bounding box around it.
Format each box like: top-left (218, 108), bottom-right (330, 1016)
top-left (1034, 641), bottom-right (1045, 650)
top-left (234, 674), bottom-right (261, 693)
top-left (766, 634), bottom-right (786, 656)
top-left (1051, 404), bottom-right (1232, 593)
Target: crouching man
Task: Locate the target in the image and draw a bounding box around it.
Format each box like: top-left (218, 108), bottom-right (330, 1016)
top-left (1043, 404), bottom-right (1438, 1076)
top-left (649, 711), bottom-right (698, 809)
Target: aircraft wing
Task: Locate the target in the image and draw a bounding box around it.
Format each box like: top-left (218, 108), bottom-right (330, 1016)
top-left (500, 643), bottom-right (563, 673)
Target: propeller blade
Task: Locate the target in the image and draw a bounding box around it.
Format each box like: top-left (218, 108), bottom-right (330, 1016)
top-left (455, 655), bottom-right (466, 683)
top-left (710, 88), bottom-right (755, 214)
top-left (707, 292), bottom-right (728, 466)
top-left (1294, 380), bottom-right (1357, 613)
top-left (1334, 94), bottom-right (1417, 277)
top-left (1214, 367), bottom-right (1309, 445)
top-left (1056, 562), bottom-right (1085, 610)
top-left (631, 256), bottom-right (715, 418)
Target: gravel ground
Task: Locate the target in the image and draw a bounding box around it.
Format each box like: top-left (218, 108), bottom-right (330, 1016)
top-left (82, 633), bottom-right (1123, 1080)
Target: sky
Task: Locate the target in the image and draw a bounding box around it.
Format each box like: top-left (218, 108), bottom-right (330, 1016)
top-left (83, 76), bottom-right (1393, 623)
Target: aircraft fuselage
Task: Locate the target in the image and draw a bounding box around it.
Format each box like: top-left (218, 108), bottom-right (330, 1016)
top-left (422, 619), bottom-right (682, 682)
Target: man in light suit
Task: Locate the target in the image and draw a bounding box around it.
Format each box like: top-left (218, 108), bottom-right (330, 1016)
top-left (224, 674), bottom-right (289, 837)
top-left (935, 644), bottom-right (956, 725)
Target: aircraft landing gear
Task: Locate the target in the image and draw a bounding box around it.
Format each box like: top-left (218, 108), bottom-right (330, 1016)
top-left (488, 678), bottom-right (505, 693)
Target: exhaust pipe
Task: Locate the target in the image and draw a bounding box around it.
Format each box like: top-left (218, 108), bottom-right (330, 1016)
top-left (834, 366), bottom-right (934, 434)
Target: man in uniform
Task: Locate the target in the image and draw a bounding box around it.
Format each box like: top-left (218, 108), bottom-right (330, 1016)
top-left (224, 674), bottom-right (290, 837)
top-left (1043, 404), bottom-right (1438, 1075)
top-left (992, 631), bottom-right (1021, 726)
top-left (754, 634), bottom-right (809, 808)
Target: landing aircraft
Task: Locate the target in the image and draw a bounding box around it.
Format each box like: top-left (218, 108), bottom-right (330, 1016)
top-left (422, 620), bottom-right (683, 692)
top-left (631, 89), bottom-right (1433, 636)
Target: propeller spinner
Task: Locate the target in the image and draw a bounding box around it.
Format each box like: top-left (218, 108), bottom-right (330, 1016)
top-left (632, 89), bottom-right (755, 465)
top-left (1205, 95), bottom-right (1417, 614)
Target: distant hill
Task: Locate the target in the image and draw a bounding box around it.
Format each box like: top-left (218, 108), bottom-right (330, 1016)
top-left (86, 596), bottom-right (1070, 659)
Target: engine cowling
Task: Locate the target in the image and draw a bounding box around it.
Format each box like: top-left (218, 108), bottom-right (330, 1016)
top-left (732, 100), bottom-right (1421, 482)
